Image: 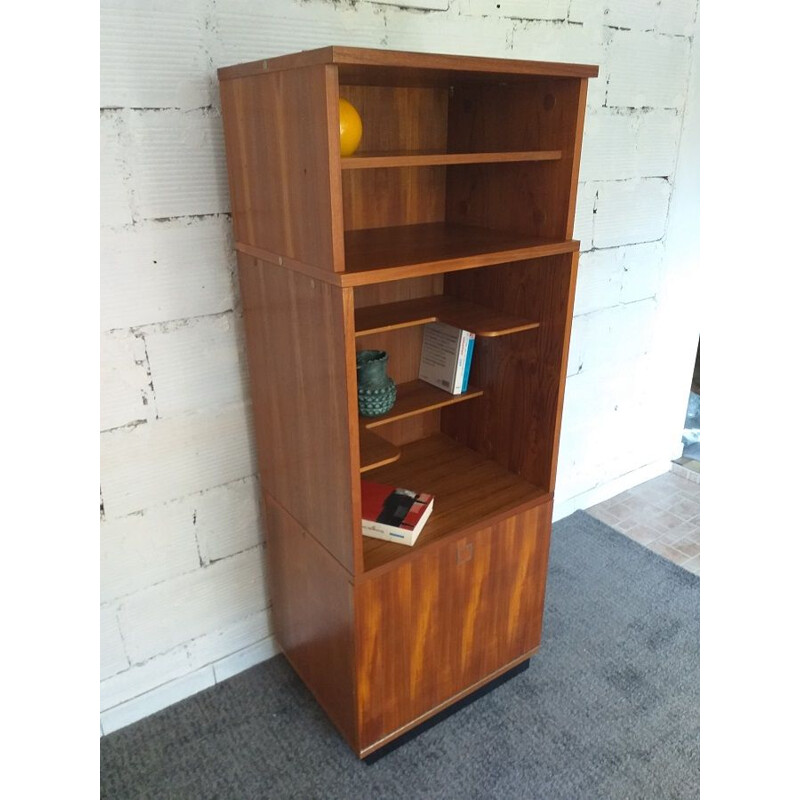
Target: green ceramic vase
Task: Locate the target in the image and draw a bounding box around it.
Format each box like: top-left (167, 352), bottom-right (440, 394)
top-left (356, 350), bottom-right (396, 417)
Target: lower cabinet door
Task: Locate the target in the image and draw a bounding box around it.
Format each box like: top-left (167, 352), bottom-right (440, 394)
top-left (355, 501), bottom-right (553, 751)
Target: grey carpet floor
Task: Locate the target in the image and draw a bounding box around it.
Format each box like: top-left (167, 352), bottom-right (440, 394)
top-left (100, 510), bottom-right (699, 799)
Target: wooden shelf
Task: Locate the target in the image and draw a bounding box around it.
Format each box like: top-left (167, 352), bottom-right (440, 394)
top-left (354, 295), bottom-right (540, 338)
top-left (361, 433), bottom-right (549, 573)
top-left (341, 149), bottom-right (562, 169)
top-left (359, 428), bottom-right (400, 472)
top-left (360, 380), bottom-right (483, 429)
top-left (342, 222), bottom-right (578, 286)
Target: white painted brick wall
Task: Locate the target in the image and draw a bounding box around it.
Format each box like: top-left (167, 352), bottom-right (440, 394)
top-left (143, 313), bottom-right (248, 417)
top-left (100, 610), bottom-right (271, 712)
top-left (100, 402), bottom-right (257, 517)
top-left (100, 330), bottom-right (152, 431)
top-left (100, 0), bottom-right (699, 733)
top-left (605, 30), bottom-right (692, 108)
top-left (573, 241), bottom-right (664, 316)
top-left (567, 298), bottom-right (659, 377)
top-left (101, 605), bottom-right (129, 680)
top-left (580, 110), bottom-right (681, 182)
top-left (125, 109), bottom-right (229, 219)
top-left (100, 502), bottom-right (201, 603)
top-left (194, 477), bottom-right (263, 564)
top-left (657, 0), bottom-right (697, 36)
top-left (573, 182), bottom-right (596, 250)
top-left (463, 1), bottom-right (571, 22)
top-left (100, 114), bottom-right (134, 227)
top-left (100, 0), bottom-right (211, 110)
top-left (100, 217), bottom-right (235, 331)
top-left (118, 547), bottom-right (267, 663)
top-left (593, 178), bottom-right (672, 248)
top-left (605, 0), bottom-right (659, 32)
top-left (372, 0), bottom-right (449, 10)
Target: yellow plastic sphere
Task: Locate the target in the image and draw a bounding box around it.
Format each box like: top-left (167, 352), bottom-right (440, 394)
top-left (339, 98), bottom-right (363, 157)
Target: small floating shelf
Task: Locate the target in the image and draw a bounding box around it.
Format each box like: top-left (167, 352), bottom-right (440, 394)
top-left (360, 380), bottom-right (483, 430)
top-left (355, 295), bottom-right (540, 338)
top-left (359, 428), bottom-right (400, 473)
top-left (341, 149), bottom-right (563, 170)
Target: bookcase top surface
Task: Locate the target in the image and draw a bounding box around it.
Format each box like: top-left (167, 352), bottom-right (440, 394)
top-left (217, 45), bottom-right (599, 82)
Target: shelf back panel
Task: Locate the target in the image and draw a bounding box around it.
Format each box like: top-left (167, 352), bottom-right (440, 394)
top-left (441, 255), bottom-right (578, 492)
top-left (446, 78), bottom-right (586, 240)
top-left (342, 166), bottom-right (447, 231)
top-left (354, 275), bottom-right (443, 446)
top-left (340, 84), bottom-right (449, 231)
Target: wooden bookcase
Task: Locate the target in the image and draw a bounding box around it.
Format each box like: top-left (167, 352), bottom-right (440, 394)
top-left (218, 46), bottom-right (597, 758)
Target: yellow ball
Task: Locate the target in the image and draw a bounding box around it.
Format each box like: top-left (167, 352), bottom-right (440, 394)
top-left (339, 98), bottom-right (363, 157)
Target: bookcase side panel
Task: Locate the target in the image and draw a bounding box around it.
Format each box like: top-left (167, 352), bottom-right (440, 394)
top-left (355, 502), bottom-right (552, 752)
top-left (543, 250), bottom-right (580, 491)
top-left (238, 255), bottom-right (358, 572)
top-left (219, 65), bottom-right (344, 271)
top-left (264, 495), bottom-right (359, 751)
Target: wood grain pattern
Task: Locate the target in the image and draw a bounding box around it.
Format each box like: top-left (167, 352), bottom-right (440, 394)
top-left (354, 295), bottom-right (540, 338)
top-left (359, 428), bottom-right (400, 472)
top-left (342, 150), bottom-right (563, 169)
top-left (446, 79), bottom-right (584, 240)
top-left (360, 380), bottom-right (483, 429)
top-left (342, 166), bottom-right (446, 231)
top-left (219, 65), bottom-right (343, 271)
top-left (563, 79), bottom-right (589, 238)
top-left (218, 46), bottom-right (599, 82)
top-left (340, 85), bottom-right (447, 231)
top-left (219, 46), bottom-right (595, 760)
top-left (340, 84), bottom-right (448, 155)
top-left (360, 433), bottom-right (548, 574)
top-left (441, 255), bottom-right (576, 492)
top-left (355, 502), bottom-right (553, 750)
top-left (237, 255), bottom-right (358, 571)
top-left (343, 222), bottom-right (578, 284)
top-left (353, 275), bottom-right (444, 447)
top-left (264, 495), bottom-right (359, 751)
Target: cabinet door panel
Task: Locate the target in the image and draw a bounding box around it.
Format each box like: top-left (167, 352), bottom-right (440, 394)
top-left (356, 501), bottom-right (552, 749)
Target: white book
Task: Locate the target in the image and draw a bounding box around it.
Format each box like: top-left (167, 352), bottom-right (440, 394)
top-left (418, 322), bottom-right (473, 395)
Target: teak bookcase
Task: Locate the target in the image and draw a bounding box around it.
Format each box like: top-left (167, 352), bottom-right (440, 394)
top-left (218, 46), bottom-right (597, 758)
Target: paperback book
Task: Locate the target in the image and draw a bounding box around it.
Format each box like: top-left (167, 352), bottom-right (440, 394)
top-left (418, 322), bottom-right (476, 395)
top-left (361, 480), bottom-right (435, 547)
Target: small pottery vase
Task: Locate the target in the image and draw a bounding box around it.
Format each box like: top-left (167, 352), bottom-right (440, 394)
top-left (356, 350), bottom-right (396, 417)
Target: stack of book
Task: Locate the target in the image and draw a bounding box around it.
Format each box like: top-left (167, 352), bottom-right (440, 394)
top-left (418, 322), bottom-right (475, 395)
top-left (361, 480), bottom-right (435, 547)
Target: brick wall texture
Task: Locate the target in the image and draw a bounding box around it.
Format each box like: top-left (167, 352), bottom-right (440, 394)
top-left (99, 0), bottom-right (700, 734)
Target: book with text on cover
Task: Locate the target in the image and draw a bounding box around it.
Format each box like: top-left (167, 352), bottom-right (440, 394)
top-left (361, 480), bottom-right (435, 547)
top-left (418, 322), bottom-right (476, 395)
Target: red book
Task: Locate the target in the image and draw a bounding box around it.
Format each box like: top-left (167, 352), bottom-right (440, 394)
top-left (361, 480), bottom-right (435, 547)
